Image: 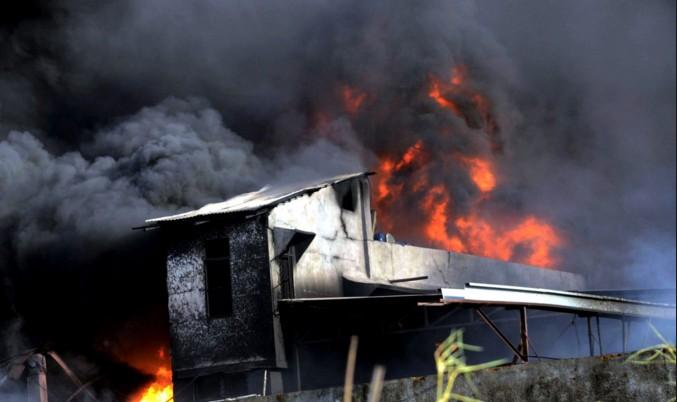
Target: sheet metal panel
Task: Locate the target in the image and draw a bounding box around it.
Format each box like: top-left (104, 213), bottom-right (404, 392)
top-left (441, 283), bottom-right (676, 319)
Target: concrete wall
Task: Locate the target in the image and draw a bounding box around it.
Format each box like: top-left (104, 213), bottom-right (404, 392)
top-left (236, 354), bottom-right (676, 402)
top-left (368, 241), bottom-right (586, 290)
top-left (267, 178), bottom-right (373, 299)
top-left (166, 217), bottom-right (276, 381)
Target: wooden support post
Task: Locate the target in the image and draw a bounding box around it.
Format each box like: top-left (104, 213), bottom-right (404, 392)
top-left (343, 336), bottom-right (359, 402)
top-left (367, 365), bottom-right (386, 402)
top-left (519, 307), bottom-right (529, 362)
top-left (26, 353), bottom-right (48, 402)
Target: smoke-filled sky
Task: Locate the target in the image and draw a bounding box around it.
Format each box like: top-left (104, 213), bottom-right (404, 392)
top-left (0, 0), bottom-right (675, 372)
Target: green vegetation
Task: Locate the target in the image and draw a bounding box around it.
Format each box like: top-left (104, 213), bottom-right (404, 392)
top-left (434, 330), bottom-right (506, 402)
top-left (624, 323), bottom-right (676, 402)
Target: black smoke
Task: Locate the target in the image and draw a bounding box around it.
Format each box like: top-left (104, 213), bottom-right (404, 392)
top-left (0, 0), bottom-right (674, 395)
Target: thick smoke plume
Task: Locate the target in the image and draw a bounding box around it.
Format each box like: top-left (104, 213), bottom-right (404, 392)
top-left (1, 97), bottom-right (361, 264)
top-left (0, 0), bottom-right (674, 395)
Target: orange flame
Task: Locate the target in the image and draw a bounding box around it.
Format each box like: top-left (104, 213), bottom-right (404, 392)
top-left (422, 180), bottom-right (562, 268)
top-left (454, 214), bottom-right (561, 268)
top-left (457, 155), bottom-right (496, 193)
top-left (129, 348), bottom-right (173, 402)
top-left (428, 66), bottom-right (467, 117)
top-left (428, 67), bottom-right (503, 153)
top-left (423, 185), bottom-right (466, 252)
top-left (429, 79), bottom-right (463, 117)
top-left (375, 138), bottom-right (562, 268)
top-left (375, 140), bottom-right (425, 203)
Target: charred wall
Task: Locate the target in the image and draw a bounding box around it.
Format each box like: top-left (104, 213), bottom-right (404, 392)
top-left (165, 216), bottom-right (275, 380)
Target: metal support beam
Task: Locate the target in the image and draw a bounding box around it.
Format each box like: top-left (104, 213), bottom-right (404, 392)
top-left (587, 316), bottom-right (595, 357)
top-left (519, 307), bottom-right (529, 362)
top-left (475, 308), bottom-right (527, 363)
top-left (596, 316), bottom-right (604, 355)
top-left (388, 275), bottom-right (429, 284)
top-left (428, 306), bottom-right (461, 326)
top-left (294, 344), bottom-right (302, 391)
top-left (624, 320), bottom-right (631, 352)
top-left (47, 351), bottom-right (99, 401)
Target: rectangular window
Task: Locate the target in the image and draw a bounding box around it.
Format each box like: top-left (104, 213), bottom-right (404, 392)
top-left (279, 246), bottom-right (296, 299)
top-left (340, 184), bottom-right (356, 212)
top-left (204, 238), bottom-right (232, 318)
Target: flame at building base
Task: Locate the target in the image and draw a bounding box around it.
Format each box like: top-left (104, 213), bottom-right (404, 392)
top-left (128, 348), bottom-right (174, 402)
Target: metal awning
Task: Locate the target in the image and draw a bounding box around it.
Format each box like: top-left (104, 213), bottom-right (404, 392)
top-left (439, 283), bottom-right (676, 320)
top-left (277, 284), bottom-right (674, 365)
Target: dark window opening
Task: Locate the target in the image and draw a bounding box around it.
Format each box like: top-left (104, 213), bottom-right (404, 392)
top-left (276, 231), bottom-right (314, 300)
top-left (339, 184), bottom-right (356, 212)
top-left (194, 372), bottom-right (248, 401)
top-left (204, 238), bottom-right (232, 318)
top-left (279, 247), bottom-right (296, 299)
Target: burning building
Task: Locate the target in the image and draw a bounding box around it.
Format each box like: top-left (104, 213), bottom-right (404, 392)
top-left (144, 172), bottom-right (673, 401)
top-left (0, 2), bottom-right (675, 401)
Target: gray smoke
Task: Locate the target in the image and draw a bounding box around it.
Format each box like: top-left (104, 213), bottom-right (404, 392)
top-left (1, 97), bottom-right (362, 265)
top-left (0, 0), bottom-right (674, 315)
top-left (477, 0), bottom-right (676, 287)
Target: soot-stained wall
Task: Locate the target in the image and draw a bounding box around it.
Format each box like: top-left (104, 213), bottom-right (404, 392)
top-left (166, 216), bottom-right (275, 378)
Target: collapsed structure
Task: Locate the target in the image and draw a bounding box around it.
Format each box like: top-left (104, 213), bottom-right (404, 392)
top-left (145, 172), bottom-right (675, 402)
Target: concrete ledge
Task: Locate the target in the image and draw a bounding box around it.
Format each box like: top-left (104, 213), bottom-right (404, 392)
top-left (236, 354), bottom-right (675, 402)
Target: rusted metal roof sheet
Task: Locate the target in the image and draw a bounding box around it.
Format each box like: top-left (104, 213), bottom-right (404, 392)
top-left (146, 171), bottom-right (372, 224)
top-left (441, 283), bottom-right (676, 319)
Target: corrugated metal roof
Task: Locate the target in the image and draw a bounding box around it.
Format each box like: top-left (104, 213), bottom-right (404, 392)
top-left (440, 283), bottom-right (676, 319)
top-left (146, 171), bottom-right (372, 224)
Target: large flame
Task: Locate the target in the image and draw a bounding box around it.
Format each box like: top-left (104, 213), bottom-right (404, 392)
top-left (454, 214), bottom-right (561, 268)
top-left (310, 66), bottom-right (563, 268)
top-left (129, 348), bottom-right (174, 402)
top-left (371, 66), bottom-right (563, 268)
top-left (376, 143), bottom-right (562, 268)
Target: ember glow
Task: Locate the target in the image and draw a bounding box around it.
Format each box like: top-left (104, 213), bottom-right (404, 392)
top-left (342, 85), bottom-right (367, 115)
top-left (372, 66), bottom-right (563, 268)
top-left (428, 66), bottom-right (503, 152)
top-left (428, 66), bottom-right (467, 117)
top-left (129, 348), bottom-right (174, 402)
top-left (429, 80), bottom-right (463, 116)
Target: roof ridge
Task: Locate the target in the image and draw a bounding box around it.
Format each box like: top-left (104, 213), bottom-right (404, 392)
top-left (145, 171), bottom-right (372, 224)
